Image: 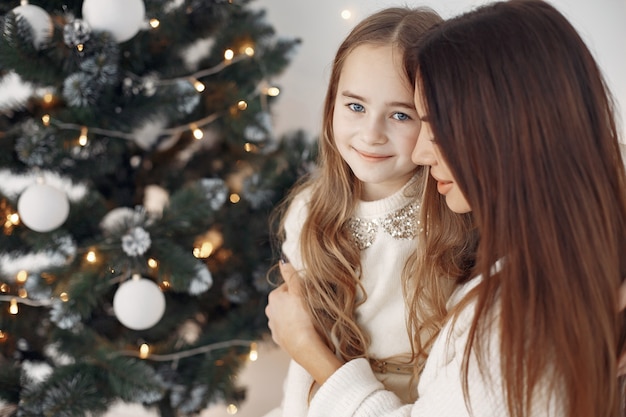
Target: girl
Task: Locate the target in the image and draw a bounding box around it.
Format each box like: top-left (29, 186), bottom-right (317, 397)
top-left (266, 1), bottom-right (626, 416)
top-left (266, 6), bottom-right (467, 416)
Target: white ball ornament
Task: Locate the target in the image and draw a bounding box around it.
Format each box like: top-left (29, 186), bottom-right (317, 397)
top-left (113, 276), bottom-right (165, 330)
top-left (81, 0), bottom-right (146, 43)
top-left (18, 183), bottom-right (70, 233)
top-left (12, 4), bottom-right (53, 49)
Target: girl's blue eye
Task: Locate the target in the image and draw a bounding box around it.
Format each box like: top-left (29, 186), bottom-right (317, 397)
top-left (348, 103), bottom-right (364, 112)
top-left (393, 112), bottom-right (410, 121)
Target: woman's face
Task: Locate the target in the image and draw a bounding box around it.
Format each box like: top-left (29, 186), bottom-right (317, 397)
top-left (411, 87), bottom-right (472, 214)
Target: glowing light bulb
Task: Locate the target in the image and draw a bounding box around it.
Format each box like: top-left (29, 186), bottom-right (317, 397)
top-left (78, 126), bottom-right (88, 146)
top-left (139, 343), bottom-right (150, 359)
top-left (193, 241), bottom-right (214, 258)
top-left (244, 46), bottom-right (254, 56)
top-left (192, 127), bottom-right (204, 140)
top-left (16, 270), bottom-right (27, 284)
top-left (249, 342), bottom-right (258, 361)
top-left (237, 100), bottom-right (248, 110)
top-left (224, 49), bottom-right (235, 61)
top-left (192, 79), bottom-right (205, 92)
top-left (341, 9), bottom-right (352, 20)
top-left (86, 250), bottom-right (97, 263)
top-left (9, 213), bottom-right (19, 225)
top-left (59, 292), bottom-right (69, 302)
top-left (147, 258), bottom-right (158, 269)
top-left (266, 87), bottom-right (280, 97)
top-left (229, 194), bottom-right (240, 203)
top-left (226, 404), bottom-right (238, 415)
top-left (41, 114), bottom-right (50, 126)
top-left (9, 299), bottom-right (18, 315)
top-left (149, 18), bottom-right (160, 28)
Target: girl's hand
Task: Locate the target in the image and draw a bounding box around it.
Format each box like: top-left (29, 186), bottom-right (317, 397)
top-left (265, 262), bottom-right (343, 384)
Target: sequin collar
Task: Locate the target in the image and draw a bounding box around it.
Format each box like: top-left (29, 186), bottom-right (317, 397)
top-left (346, 201), bottom-right (420, 250)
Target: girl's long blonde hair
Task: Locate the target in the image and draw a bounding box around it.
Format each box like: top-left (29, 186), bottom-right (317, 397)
top-left (274, 7), bottom-right (447, 363)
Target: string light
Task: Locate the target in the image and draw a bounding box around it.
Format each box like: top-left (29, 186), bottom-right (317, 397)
top-left (149, 18), bottom-right (160, 28)
top-left (9, 298), bottom-right (18, 315)
top-left (0, 295), bottom-right (53, 307)
top-left (43, 53), bottom-right (256, 145)
top-left (147, 258), bottom-right (158, 269)
top-left (85, 250), bottom-right (97, 263)
top-left (248, 342), bottom-right (258, 361)
top-left (341, 9), bottom-right (352, 20)
top-left (229, 194), bottom-right (240, 204)
top-left (118, 339), bottom-right (255, 361)
top-left (237, 100), bottom-right (248, 110)
top-left (191, 125), bottom-right (204, 140)
top-left (193, 241), bottom-right (214, 259)
top-left (191, 78), bottom-right (205, 92)
top-left (16, 270), bottom-right (27, 284)
top-left (0, 284), bottom-right (8, 292)
top-left (266, 86), bottom-right (280, 97)
top-left (76, 44), bottom-right (84, 52)
top-left (243, 143), bottom-right (257, 153)
top-left (18, 288), bottom-right (27, 298)
top-left (78, 126), bottom-right (88, 146)
top-left (59, 292), bottom-right (69, 302)
top-left (226, 404), bottom-right (238, 415)
top-left (139, 343), bottom-right (150, 359)
top-left (42, 92), bottom-right (54, 105)
top-left (0, 330), bottom-right (6, 342)
top-left (243, 46), bottom-right (254, 57)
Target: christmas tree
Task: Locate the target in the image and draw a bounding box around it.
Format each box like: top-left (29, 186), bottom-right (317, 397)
top-left (0, 0), bottom-right (313, 415)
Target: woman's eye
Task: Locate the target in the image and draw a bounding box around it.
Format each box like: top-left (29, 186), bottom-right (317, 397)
top-left (393, 112), bottom-right (410, 121)
top-left (348, 103), bottom-right (364, 112)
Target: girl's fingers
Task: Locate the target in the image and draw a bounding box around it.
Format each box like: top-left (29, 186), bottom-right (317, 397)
top-left (278, 261), bottom-right (300, 293)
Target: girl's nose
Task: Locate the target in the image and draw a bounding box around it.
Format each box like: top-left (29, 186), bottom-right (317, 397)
top-left (360, 117), bottom-right (387, 145)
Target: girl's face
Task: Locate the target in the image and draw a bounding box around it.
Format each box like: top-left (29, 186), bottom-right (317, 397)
top-left (332, 44), bottom-right (420, 201)
top-left (411, 87), bottom-right (472, 214)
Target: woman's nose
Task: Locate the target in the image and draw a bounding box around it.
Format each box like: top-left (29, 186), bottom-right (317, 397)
top-left (411, 131), bottom-right (436, 166)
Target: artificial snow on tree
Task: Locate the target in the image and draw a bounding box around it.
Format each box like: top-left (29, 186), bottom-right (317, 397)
top-left (10, 3), bottom-right (52, 49)
top-left (0, 0), bottom-right (315, 415)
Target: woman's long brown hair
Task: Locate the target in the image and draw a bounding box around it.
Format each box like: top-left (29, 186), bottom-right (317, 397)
top-left (409, 1), bottom-right (626, 416)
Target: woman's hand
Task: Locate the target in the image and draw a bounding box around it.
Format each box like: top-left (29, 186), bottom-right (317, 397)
top-left (265, 262), bottom-right (343, 384)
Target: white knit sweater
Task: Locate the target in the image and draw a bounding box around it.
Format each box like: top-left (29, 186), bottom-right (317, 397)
top-left (305, 276), bottom-right (565, 417)
top-left (267, 179), bottom-right (421, 417)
